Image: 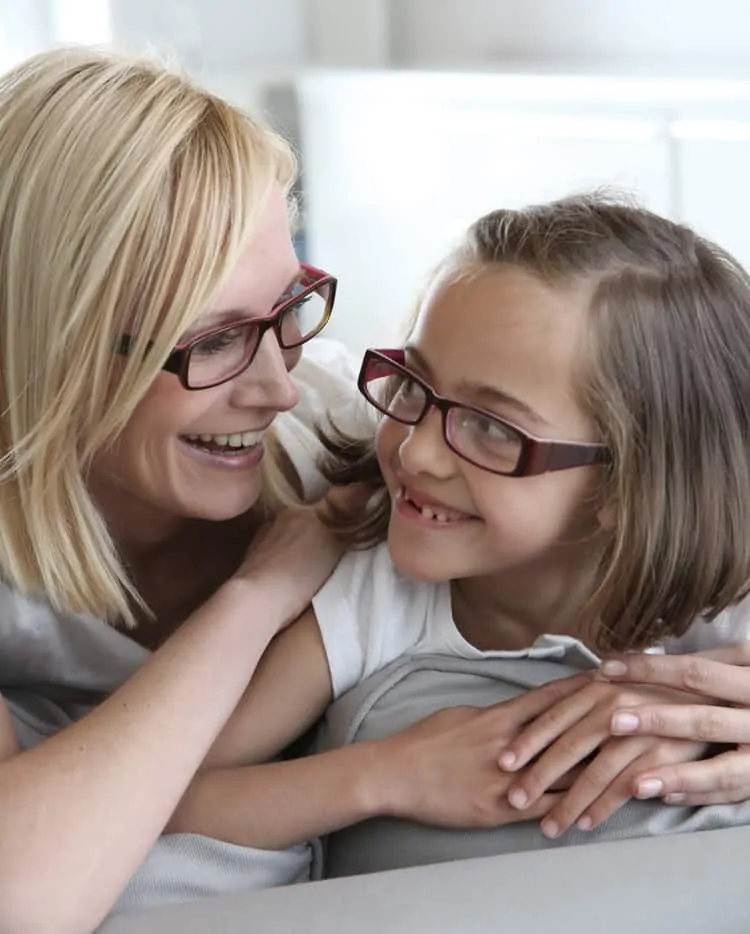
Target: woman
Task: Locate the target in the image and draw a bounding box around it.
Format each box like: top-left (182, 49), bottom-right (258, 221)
top-left (0, 45), bottom-right (354, 934)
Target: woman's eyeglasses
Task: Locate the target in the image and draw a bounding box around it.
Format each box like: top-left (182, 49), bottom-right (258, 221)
top-left (358, 348), bottom-right (611, 477)
top-left (119, 262), bottom-right (336, 390)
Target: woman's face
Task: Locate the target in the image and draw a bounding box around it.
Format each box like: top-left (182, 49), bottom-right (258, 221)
top-left (90, 187), bottom-right (302, 545)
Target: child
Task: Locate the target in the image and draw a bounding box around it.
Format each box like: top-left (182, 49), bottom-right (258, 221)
top-left (169, 193), bottom-right (750, 855)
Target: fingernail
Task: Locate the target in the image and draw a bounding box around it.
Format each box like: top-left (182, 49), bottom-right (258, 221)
top-left (499, 751), bottom-right (516, 770)
top-left (611, 711), bottom-right (640, 733)
top-left (635, 778), bottom-right (664, 798)
top-left (600, 660), bottom-right (627, 676)
top-left (541, 819), bottom-right (560, 839)
top-left (508, 788), bottom-right (529, 810)
top-left (664, 792), bottom-right (686, 804)
top-left (577, 816), bottom-right (594, 831)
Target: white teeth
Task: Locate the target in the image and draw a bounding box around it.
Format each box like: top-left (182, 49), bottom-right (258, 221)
top-left (421, 506), bottom-right (435, 520)
top-left (184, 430), bottom-right (265, 449)
top-left (434, 511), bottom-right (449, 524)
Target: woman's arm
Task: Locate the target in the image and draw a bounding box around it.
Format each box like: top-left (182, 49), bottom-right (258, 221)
top-left (0, 508), bottom-right (340, 934)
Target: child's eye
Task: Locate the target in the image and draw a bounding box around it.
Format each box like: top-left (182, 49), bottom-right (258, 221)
top-left (463, 412), bottom-right (517, 448)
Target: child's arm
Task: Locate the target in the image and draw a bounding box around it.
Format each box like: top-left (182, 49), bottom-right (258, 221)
top-left (168, 703), bottom-right (559, 849)
top-left (200, 607), bottom-right (334, 770)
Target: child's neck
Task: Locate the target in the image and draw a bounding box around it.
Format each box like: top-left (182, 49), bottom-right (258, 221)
top-left (450, 561), bottom-right (598, 652)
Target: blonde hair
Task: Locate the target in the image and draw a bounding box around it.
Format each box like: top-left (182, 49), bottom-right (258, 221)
top-left (0, 46), bottom-right (297, 625)
top-left (322, 194), bottom-right (750, 652)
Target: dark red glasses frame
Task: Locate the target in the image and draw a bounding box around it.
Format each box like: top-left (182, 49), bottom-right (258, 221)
top-left (119, 262), bottom-right (337, 390)
top-left (358, 348), bottom-right (611, 477)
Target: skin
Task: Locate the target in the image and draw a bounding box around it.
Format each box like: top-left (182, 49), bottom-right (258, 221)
top-left (378, 266), bottom-right (608, 650)
top-left (90, 186), bottom-right (301, 548)
top-left (0, 187), bottom-right (346, 934)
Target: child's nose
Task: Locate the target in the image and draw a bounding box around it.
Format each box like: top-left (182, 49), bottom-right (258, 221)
top-left (398, 408), bottom-right (457, 479)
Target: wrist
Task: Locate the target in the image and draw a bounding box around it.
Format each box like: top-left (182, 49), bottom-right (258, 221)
top-left (352, 737), bottom-right (414, 821)
top-left (216, 575), bottom-right (294, 638)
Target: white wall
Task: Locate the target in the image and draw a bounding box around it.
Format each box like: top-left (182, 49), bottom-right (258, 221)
top-left (389, 0), bottom-right (750, 69)
top-left (299, 72), bottom-right (750, 354)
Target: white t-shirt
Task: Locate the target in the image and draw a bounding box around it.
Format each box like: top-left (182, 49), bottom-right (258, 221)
top-left (313, 543), bottom-right (601, 699)
top-left (313, 543), bottom-right (750, 699)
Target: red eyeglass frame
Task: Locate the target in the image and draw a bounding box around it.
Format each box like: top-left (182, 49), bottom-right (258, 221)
top-left (358, 348), bottom-right (611, 477)
top-left (118, 262), bottom-right (337, 390)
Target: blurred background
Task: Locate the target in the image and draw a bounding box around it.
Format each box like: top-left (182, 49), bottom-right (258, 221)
top-left (3, 0), bottom-right (750, 352)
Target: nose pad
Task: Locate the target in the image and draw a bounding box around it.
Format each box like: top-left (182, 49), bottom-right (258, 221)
top-left (230, 330), bottom-right (300, 412)
top-left (397, 408), bottom-right (456, 478)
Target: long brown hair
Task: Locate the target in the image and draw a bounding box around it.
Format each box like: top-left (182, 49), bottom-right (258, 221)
top-left (322, 193), bottom-right (750, 652)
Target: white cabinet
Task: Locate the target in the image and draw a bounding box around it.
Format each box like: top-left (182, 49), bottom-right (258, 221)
top-left (298, 73), bottom-right (750, 354)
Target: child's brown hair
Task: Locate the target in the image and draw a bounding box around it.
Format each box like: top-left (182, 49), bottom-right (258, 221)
top-left (321, 193), bottom-right (750, 653)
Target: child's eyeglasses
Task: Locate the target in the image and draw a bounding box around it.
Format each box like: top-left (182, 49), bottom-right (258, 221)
top-left (118, 262), bottom-right (337, 390)
top-left (358, 348), bottom-right (611, 477)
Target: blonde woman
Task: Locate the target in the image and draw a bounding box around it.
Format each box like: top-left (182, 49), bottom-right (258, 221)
top-left (0, 46), bottom-right (353, 933)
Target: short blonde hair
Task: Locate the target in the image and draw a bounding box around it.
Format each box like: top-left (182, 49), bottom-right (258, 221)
top-left (0, 46), bottom-right (297, 625)
top-left (323, 194), bottom-right (750, 652)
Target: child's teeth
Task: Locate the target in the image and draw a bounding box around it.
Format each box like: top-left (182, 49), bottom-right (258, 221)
top-left (215, 434), bottom-right (229, 446)
top-left (421, 506), bottom-right (435, 519)
top-left (435, 511), bottom-right (449, 523)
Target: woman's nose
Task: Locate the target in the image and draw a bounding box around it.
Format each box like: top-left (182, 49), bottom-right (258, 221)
top-left (229, 331), bottom-right (300, 413)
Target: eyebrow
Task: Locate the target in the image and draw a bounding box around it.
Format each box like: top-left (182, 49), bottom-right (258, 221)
top-left (186, 267), bottom-right (304, 338)
top-left (404, 344), bottom-right (550, 427)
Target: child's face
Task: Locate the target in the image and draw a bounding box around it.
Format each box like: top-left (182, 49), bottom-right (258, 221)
top-left (376, 264), bottom-right (606, 584)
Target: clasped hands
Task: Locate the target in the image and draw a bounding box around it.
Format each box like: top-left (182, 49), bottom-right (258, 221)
top-left (396, 646), bottom-right (750, 839)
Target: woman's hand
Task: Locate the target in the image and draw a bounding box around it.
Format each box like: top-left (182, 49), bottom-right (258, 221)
top-left (496, 674), bottom-right (706, 836)
top-left (235, 506), bottom-right (344, 628)
top-left (597, 644), bottom-right (750, 806)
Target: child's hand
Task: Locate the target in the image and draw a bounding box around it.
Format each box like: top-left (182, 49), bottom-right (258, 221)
top-left (374, 703), bottom-right (569, 830)
top-left (497, 675), bottom-right (707, 836)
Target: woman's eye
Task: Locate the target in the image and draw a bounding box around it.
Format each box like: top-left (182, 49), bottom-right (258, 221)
top-left (193, 327), bottom-right (245, 355)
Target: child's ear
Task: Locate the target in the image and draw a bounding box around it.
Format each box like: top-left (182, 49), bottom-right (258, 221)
top-left (596, 500), bottom-right (616, 531)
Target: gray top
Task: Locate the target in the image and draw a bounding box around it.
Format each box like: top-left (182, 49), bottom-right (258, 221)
top-left (0, 340), bottom-right (364, 914)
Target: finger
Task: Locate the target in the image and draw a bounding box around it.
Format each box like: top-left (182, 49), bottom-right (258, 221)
top-left (632, 749), bottom-right (750, 800)
top-left (497, 676), bottom-right (598, 771)
top-left (663, 790), bottom-right (749, 806)
top-left (597, 654), bottom-right (750, 706)
top-left (507, 721), bottom-right (603, 809)
top-left (539, 740), bottom-right (650, 836)
top-left (503, 792), bottom-right (563, 825)
top-left (695, 642), bottom-right (750, 666)
top-left (578, 740), bottom-right (704, 830)
top-left (611, 704), bottom-right (750, 745)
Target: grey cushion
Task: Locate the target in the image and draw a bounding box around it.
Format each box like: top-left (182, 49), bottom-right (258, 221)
top-left (318, 653), bottom-right (750, 878)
